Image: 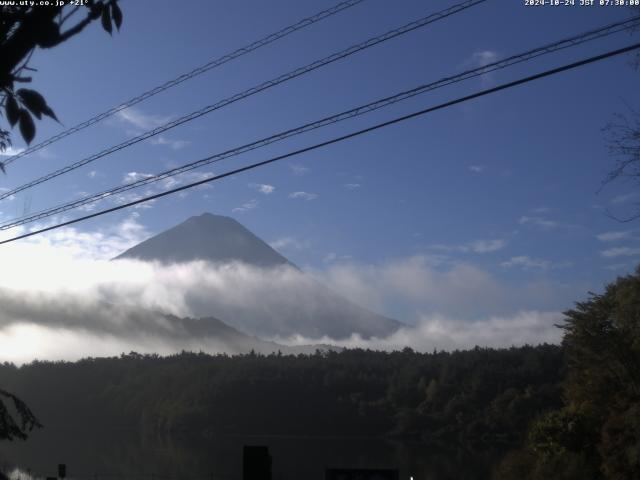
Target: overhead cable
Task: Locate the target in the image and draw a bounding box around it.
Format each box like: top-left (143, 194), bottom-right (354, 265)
top-left (0, 0), bottom-right (486, 201)
top-left (2, 41), bottom-right (638, 245)
top-left (2, 0), bottom-right (366, 166)
top-left (2, 15), bottom-right (637, 230)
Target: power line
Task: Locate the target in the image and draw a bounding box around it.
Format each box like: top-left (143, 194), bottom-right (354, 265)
top-left (1, 15), bottom-right (637, 231)
top-left (0, 0), bottom-right (486, 201)
top-left (2, 41), bottom-right (638, 246)
top-left (1, 0), bottom-right (366, 166)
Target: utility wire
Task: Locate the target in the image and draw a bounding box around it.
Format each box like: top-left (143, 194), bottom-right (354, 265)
top-left (2, 41), bottom-right (638, 246)
top-left (0, 0), bottom-right (486, 201)
top-left (1, 0), bottom-right (366, 166)
top-left (1, 15), bottom-right (637, 231)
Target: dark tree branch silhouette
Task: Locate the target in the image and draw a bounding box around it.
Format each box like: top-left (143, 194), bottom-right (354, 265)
top-left (601, 7), bottom-right (640, 221)
top-left (0, 0), bottom-right (123, 167)
top-left (0, 388), bottom-right (41, 441)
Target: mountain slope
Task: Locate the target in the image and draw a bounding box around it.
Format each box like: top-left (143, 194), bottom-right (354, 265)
top-left (115, 213), bottom-right (291, 267)
top-left (114, 213), bottom-right (402, 339)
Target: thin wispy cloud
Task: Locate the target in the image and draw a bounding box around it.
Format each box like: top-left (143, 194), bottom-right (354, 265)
top-left (289, 191), bottom-right (318, 201)
top-left (232, 199), bottom-right (258, 213)
top-left (0, 188), bottom-right (16, 202)
top-left (597, 230), bottom-right (633, 242)
top-left (269, 237), bottom-right (308, 251)
top-left (323, 252), bottom-right (352, 263)
top-left (344, 183), bottom-right (361, 190)
top-left (88, 170), bottom-right (99, 179)
top-left (122, 171), bottom-right (154, 184)
top-left (289, 164), bottom-right (310, 176)
top-left (430, 238), bottom-right (507, 254)
top-left (518, 216), bottom-right (559, 229)
top-left (462, 50), bottom-right (500, 85)
top-left (604, 262), bottom-right (636, 271)
top-left (610, 192), bottom-right (639, 204)
top-left (501, 256), bottom-right (550, 270)
top-left (501, 255), bottom-right (572, 270)
top-left (249, 183), bottom-right (275, 194)
top-left (116, 108), bottom-right (171, 130)
top-left (471, 50), bottom-right (499, 66)
top-left (150, 135), bottom-right (191, 150)
top-left (531, 206), bottom-right (549, 214)
top-left (174, 171), bottom-right (214, 188)
top-left (468, 165), bottom-right (484, 174)
top-left (465, 239), bottom-right (506, 253)
top-left (34, 148), bottom-right (57, 160)
top-left (601, 246), bottom-right (640, 258)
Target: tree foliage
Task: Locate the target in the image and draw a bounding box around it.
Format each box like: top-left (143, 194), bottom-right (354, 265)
top-left (0, 0), bottom-right (123, 159)
top-left (495, 268), bottom-right (640, 479)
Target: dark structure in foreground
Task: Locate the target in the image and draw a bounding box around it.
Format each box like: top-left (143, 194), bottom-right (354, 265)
top-left (325, 468), bottom-right (399, 480)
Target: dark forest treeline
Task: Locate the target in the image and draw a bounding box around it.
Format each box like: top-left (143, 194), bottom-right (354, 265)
top-left (0, 345), bottom-right (563, 448)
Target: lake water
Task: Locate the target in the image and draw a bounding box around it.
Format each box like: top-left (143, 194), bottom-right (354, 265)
top-left (0, 429), bottom-right (502, 480)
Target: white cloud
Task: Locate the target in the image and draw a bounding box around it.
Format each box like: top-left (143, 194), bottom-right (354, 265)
top-left (601, 246), bottom-right (640, 258)
top-left (461, 50), bottom-right (500, 85)
top-left (172, 171), bottom-right (214, 189)
top-left (0, 188), bottom-right (16, 201)
top-left (464, 239), bottom-right (506, 253)
top-left (0, 220), bottom-right (579, 363)
top-left (470, 50), bottom-right (499, 66)
top-left (35, 148), bottom-right (57, 160)
top-left (501, 256), bottom-right (550, 270)
top-left (323, 252), bottom-right (352, 263)
top-left (116, 108), bottom-right (171, 130)
top-left (324, 252), bottom-right (337, 263)
top-left (232, 199), bottom-right (258, 213)
top-left (313, 255), bottom-right (578, 320)
top-left (269, 236), bottom-right (308, 251)
top-left (0, 146), bottom-right (25, 157)
top-left (531, 206), bottom-right (549, 214)
top-left (0, 215), bottom-right (148, 261)
top-left (605, 262), bottom-right (636, 271)
top-left (289, 164), bottom-right (310, 176)
top-left (344, 183), bottom-right (361, 190)
top-left (150, 135), bottom-right (191, 150)
top-left (430, 238), bottom-right (507, 254)
top-left (275, 310), bottom-right (562, 352)
top-left (468, 165), bottom-right (484, 173)
top-left (611, 192), bottom-right (639, 204)
top-left (597, 230), bottom-right (633, 242)
top-left (123, 171), bottom-right (154, 184)
top-left (289, 191), bottom-right (318, 201)
top-left (518, 216), bottom-right (559, 229)
top-left (87, 170), bottom-right (99, 179)
top-left (500, 255), bottom-right (571, 270)
top-left (249, 183), bottom-right (275, 194)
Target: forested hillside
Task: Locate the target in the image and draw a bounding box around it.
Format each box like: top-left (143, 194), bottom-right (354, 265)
top-left (496, 269), bottom-right (640, 480)
top-left (0, 345), bottom-right (563, 447)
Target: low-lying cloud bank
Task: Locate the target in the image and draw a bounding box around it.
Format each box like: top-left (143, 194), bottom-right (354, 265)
top-left (0, 216), bottom-right (572, 363)
top-left (273, 310), bottom-right (563, 352)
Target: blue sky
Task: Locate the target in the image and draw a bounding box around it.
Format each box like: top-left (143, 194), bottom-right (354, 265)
top-left (1, 0), bottom-right (640, 328)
